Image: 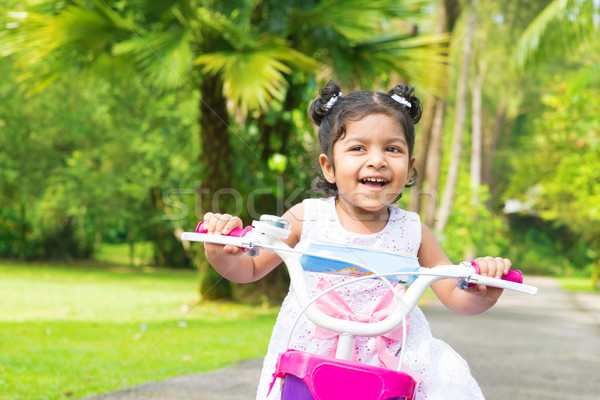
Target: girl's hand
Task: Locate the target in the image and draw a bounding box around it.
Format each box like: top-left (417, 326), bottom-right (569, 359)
top-left (202, 212), bottom-right (245, 256)
top-left (474, 256), bottom-right (512, 279)
top-left (468, 256), bottom-right (512, 296)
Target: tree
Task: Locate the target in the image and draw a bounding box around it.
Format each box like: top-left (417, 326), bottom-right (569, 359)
top-left (0, 53), bottom-right (198, 261)
top-left (507, 64), bottom-right (600, 288)
top-left (412, 0), bottom-right (459, 221)
top-left (515, 0), bottom-right (599, 68)
top-left (415, 0), bottom-right (460, 228)
top-left (2, 0), bottom-right (449, 298)
top-left (435, 0), bottom-right (478, 233)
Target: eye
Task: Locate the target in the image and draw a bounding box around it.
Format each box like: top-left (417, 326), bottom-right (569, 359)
top-left (386, 146), bottom-right (403, 153)
top-left (349, 146), bottom-right (365, 152)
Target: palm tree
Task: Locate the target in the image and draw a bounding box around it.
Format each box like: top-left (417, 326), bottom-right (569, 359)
top-left (2, 0), bottom-right (449, 298)
top-left (515, 0), bottom-right (599, 67)
top-left (514, 0), bottom-right (599, 288)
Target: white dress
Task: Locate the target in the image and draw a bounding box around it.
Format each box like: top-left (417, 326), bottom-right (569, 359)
top-left (255, 197), bottom-right (484, 400)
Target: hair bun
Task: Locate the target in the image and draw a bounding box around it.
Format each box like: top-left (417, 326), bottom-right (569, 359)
top-left (388, 85), bottom-right (422, 124)
top-left (309, 80), bottom-right (342, 126)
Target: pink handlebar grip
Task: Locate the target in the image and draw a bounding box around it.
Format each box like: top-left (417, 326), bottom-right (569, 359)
top-left (470, 261), bottom-right (523, 284)
top-left (195, 221), bottom-right (253, 237)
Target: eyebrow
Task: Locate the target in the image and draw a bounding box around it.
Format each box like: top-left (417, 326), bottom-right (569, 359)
top-left (342, 136), bottom-right (408, 148)
top-left (387, 137), bottom-right (408, 146)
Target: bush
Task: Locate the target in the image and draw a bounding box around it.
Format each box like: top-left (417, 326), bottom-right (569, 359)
top-left (505, 214), bottom-right (593, 276)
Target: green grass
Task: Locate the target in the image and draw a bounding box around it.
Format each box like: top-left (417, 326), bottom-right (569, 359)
top-left (95, 241), bottom-right (154, 266)
top-left (0, 262), bottom-right (278, 400)
top-left (556, 276), bottom-right (598, 293)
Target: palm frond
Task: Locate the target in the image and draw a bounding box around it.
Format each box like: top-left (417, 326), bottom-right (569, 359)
top-left (194, 38), bottom-right (317, 114)
top-left (1, 5), bottom-right (134, 94)
top-left (515, 0), bottom-right (598, 68)
top-left (289, 0), bottom-right (424, 42)
top-left (332, 33), bottom-right (450, 96)
top-left (114, 27), bottom-right (194, 90)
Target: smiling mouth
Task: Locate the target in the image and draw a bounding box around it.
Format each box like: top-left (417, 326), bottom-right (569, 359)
top-left (360, 177), bottom-right (388, 187)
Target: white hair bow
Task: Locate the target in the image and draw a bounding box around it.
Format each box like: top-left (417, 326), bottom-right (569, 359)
top-left (323, 92), bottom-right (342, 111)
top-left (391, 94), bottom-right (411, 108)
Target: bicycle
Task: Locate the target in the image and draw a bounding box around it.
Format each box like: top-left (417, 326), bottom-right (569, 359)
top-left (182, 215), bottom-right (538, 400)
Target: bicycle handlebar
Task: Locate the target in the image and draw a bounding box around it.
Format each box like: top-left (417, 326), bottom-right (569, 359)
top-left (182, 215), bottom-right (538, 338)
top-left (195, 221), bottom-right (253, 237)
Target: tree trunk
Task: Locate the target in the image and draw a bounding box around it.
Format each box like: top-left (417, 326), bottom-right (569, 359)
top-left (18, 199), bottom-right (27, 260)
top-left (410, 95), bottom-right (435, 213)
top-left (128, 230), bottom-right (136, 267)
top-left (150, 187), bottom-right (166, 267)
top-left (593, 259), bottom-right (600, 291)
top-left (470, 63), bottom-right (483, 206)
top-left (483, 101), bottom-right (506, 207)
top-left (198, 74), bottom-right (233, 300)
top-left (435, 0), bottom-right (478, 233)
top-left (443, 0), bottom-right (461, 33)
top-left (424, 98), bottom-right (446, 227)
top-left (421, 0), bottom-right (457, 227)
top-left (592, 237), bottom-right (600, 291)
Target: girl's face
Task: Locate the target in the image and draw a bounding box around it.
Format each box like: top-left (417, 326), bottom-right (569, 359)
top-left (319, 113), bottom-right (415, 216)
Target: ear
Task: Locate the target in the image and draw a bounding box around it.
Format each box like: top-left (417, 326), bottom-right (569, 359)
top-left (319, 154), bottom-right (336, 183)
top-left (406, 157), bottom-right (416, 185)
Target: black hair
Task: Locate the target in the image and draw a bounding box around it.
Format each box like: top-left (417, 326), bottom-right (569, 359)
top-left (309, 80), bottom-right (422, 197)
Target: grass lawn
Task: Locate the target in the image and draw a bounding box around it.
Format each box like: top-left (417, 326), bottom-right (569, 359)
top-left (94, 241), bottom-right (154, 266)
top-left (556, 275), bottom-right (598, 293)
top-left (0, 261), bottom-right (278, 400)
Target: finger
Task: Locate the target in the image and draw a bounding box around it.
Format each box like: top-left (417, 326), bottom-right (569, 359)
top-left (204, 213), bottom-right (220, 234)
top-left (223, 245), bottom-right (242, 255)
top-left (478, 256), bottom-right (508, 279)
top-left (473, 257), bottom-right (490, 276)
top-left (482, 256), bottom-right (502, 279)
top-left (211, 214), bottom-right (231, 235)
top-left (492, 257), bottom-right (506, 279)
top-left (502, 258), bottom-right (512, 275)
top-left (202, 212), bottom-right (214, 231)
top-left (222, 216), bottom-right (242, 235)
top-left (212, 213), bottom-right (233, 234)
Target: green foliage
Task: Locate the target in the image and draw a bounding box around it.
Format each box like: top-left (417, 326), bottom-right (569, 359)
top-left (435, 176), bottom-right (510, 263)
top-left (505, 60), bottom-right (600, 284)
top-left (95, 241), bottom-right (154, 266)
top-left (505, 215), bottom-right (595, 276)
top-left (557, 276), bottom-right (598, 293)
top-left (0, 0), bottom-right (450, 276)
top-left (0, 55), bottom-right (197, 263)
top-left (515, 0), bottom-right (599, 68)
top-left (0, 262), bottom-right (278, 399)
top-left (508, 63), bottom-right (600, 240)
top-left (1, 0), bottom-right (598, 285)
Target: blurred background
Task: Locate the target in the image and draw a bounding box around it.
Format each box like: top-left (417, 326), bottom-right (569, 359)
top-left (0, 1), bottom-right (598, 397)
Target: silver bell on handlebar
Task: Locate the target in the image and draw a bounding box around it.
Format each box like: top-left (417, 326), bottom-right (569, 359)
top-left (260, 215), bottom-right (291, 230)
top-left (251, 215), bottom-right (292, 241)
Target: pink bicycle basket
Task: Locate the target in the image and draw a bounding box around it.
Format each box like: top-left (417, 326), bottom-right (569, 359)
top-left (272, 350), bottom-right (417, 400)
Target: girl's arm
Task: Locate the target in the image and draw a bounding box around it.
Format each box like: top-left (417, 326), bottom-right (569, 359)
top-left (202, 203), bottom-right (305, 283)
top-left (418, 223), bottom-right (511, 316)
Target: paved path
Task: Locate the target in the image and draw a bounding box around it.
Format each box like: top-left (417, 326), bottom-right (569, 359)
top-left (422, 277), bottom-right (600, 400)
top-left (83, 277), bottom-right (600, 400)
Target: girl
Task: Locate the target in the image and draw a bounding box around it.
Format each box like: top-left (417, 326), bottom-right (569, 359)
top-left (202, 80), bottom-right (511, 400)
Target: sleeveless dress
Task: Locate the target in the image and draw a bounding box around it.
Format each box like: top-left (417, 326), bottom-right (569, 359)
top-left (255, 197), bottom-right (484, 400)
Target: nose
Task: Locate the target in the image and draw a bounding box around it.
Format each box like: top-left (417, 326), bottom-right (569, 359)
top-left (367, 149), bottom-right (387, 168)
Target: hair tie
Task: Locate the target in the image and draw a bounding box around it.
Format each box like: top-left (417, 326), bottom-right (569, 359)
top-left (323, 92), bottom-right (342, 111)
top-left (391, 94), bottom-right (411, 108)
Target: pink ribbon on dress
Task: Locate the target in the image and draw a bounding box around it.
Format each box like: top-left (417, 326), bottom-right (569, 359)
top-left (313, 278), bottom-right (420, 382)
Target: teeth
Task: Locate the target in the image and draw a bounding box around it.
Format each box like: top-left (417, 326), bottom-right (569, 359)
top-left (362, 178), bottom-right (386, 183)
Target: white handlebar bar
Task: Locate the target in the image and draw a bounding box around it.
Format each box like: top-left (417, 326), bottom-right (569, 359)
top-left (182, 218), bottom-right (538, 338)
